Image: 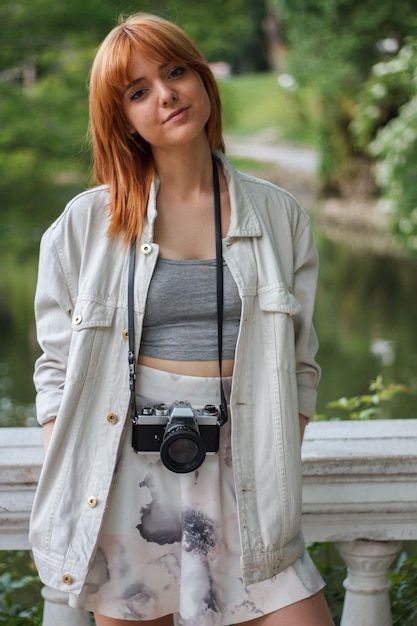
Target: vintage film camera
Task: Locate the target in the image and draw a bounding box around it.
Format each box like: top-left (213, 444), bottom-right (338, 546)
top-left (132, 400), bottom-right (221, 473)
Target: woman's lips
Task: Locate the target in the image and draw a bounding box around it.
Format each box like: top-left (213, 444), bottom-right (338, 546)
top-left (164, 106), bottom-right (191, 123)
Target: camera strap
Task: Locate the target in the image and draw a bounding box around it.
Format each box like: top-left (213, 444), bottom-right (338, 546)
top-left (212, 155), bottom-right (229, 426)
top-left (127, 154), bottom-right (228, 427)
top-left (128, 238), bottom-right (137, 423)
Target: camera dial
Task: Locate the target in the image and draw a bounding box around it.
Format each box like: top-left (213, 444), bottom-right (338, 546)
top-left (154, 404), bottom-right (169, 416)
top-left (202, 404), bottom-right (217, 414)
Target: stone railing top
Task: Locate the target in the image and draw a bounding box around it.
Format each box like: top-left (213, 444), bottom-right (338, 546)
top-left (3, 418), bottom-right (416, 471)
top-left (1, 419), bottom-right (417, 547)
top-left (301, 419), bottom-right (417, 542)
top-left (302, 418), bottom-right (417, 474)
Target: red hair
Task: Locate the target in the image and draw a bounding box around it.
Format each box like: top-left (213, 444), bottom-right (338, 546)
top-left (89, 13), bottom-right (225, 243)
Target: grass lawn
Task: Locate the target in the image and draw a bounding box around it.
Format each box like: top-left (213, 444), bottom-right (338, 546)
top-left (218, 72), bottom-right (319, 146)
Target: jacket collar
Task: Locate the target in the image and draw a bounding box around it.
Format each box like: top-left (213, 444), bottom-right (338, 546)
top-left (142, 150), bottom-right (262, 244)
top-left (216, 151), bottom-right (262, 240)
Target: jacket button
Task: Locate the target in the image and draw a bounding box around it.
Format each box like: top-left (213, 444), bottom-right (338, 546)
top-left (87, 496), bottom-right (97, 507)
top-left (141, 243), bottom-right (152, 255)
top-left (73, 314), bottom-right (82, 325)
top-left (122, 328), bottom-right (129, 339)
top-left (107, 413), bottom-right (118, 424)
top-left (62, 573), bottom-right (73, 585)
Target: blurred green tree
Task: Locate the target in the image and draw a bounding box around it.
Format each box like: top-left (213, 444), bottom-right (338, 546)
top-left (352, 39), bottom-right (417, 254)
top-left (273, 0), bottom-right (417, 193)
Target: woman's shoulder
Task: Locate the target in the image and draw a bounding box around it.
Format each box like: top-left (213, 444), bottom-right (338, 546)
top-left (43, 185), bottom-right (110, 239)
top-left (220, 156), bottom-right (311, 234)
top-left (39, 185), bottom-right (112, 261)
top-left (237, 169), bottom-right (305, 212)
top-left (55, 184), bottom-right (110, 225)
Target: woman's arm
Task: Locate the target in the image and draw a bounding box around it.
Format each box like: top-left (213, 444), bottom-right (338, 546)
top-left (43, 419), bottom-right (56, 452)
top-left (299, 413), bottom-right (309, 442)
top-left (292, 218), bottom-right (321, 420)
top-left (34, 231), bottom-right (74, 427)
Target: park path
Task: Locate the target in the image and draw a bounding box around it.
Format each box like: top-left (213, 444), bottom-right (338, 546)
top-left (225, 130), bottom-right (319, 175)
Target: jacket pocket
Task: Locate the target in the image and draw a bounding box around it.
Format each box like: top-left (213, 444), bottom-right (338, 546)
top-left (71, 297), bottom-right (116, 330)
top-left (257, 285), bottom-right (301, 316)
top-left (68, 298), bottom-right (117, 382)
top-left (257, 284), bottom-right (300, 373)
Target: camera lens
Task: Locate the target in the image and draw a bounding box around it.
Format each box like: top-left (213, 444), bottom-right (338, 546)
top-left (160, 424), bottom-right (206, 473)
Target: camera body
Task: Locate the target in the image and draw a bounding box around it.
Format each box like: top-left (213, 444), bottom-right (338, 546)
top-left (132, 400), bottom-right (220, 473)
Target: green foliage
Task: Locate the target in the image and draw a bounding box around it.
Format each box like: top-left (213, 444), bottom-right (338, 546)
top-left (0, 44), bottom-right (92, 257)
top-left (308, 543), bottom-right (417, 626)
top-left (316, 97), bottom-right (353, 192)
top-left (390, 551), bottom-right (417, 625)
top-left (0, 255), bottom-right (38, 428)
top-left (0, 0), bottom-right (268, 73)
top-left (272, 0), bottom-right (417, 191)
top-left (0, 255), bottom-right (37, 337)
top-left (351, 39), bottom-right (417, 254)
top-left (0, 551), bottom-right (42, 625)
top-left (154, 0), bottom-right (269, 71)
top-left (316, 376), bottom-right (412, 421)
top-left (307, 542), bottom-right (345, 625)
top-left (357, 41), bottom-right (417, 254)
top-left (350, 42), bottom-right (415, 149)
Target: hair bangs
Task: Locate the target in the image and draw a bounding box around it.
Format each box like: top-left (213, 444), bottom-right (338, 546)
top-left (120, 20), bottom-right (207, 85)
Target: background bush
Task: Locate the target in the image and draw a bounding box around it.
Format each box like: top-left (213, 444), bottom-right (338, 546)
top-left (0, 551), bottom-right (42, 625)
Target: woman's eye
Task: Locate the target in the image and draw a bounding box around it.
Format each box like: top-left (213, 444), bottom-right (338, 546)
top-left (169, 66), bottom-right (186, 79)
top-left (130, 88), bottom-right (147, 101)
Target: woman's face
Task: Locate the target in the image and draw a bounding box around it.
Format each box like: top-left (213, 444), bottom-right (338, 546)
top-left (122, 51), bottom-right (211, 153)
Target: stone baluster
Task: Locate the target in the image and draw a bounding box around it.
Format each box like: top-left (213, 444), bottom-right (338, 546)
top-left (41, 586), bottom-right (91, 626)
top-left (336, 539), bottom-right (402, 626)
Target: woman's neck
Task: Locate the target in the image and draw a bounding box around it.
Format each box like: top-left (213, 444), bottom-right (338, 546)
top-left (152, 142), bottom-right (214, 197)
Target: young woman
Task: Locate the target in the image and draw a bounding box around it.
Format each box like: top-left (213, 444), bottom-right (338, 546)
top-left (30, 13), bottom-right (334, 626)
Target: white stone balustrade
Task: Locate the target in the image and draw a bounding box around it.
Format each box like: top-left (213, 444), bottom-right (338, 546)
top-left (1, 419), bottom-right (417, 626)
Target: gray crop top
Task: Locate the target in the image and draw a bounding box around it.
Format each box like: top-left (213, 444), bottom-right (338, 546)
top-left (139, 257), bottom-right (241, 360)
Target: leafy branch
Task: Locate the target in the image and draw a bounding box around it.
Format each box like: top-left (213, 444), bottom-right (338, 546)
top-left (316, 375), bottom-right (411, 421)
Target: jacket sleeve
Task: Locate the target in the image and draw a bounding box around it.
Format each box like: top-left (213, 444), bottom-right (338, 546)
top-left (33, 230), bottom-right (75, 425)
top-left (292, 219), bottom-right (321, 419)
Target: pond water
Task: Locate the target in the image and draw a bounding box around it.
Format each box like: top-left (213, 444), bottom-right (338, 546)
top-left (313, 226), bottom-right (417, 418)
top-left (1, 224), bottom-right (416, 428)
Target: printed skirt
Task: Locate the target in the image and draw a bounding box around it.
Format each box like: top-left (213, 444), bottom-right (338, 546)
top-left (69, 365), bottom-right (324, 624)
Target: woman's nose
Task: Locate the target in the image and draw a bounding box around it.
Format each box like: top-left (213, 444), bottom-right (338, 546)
top-left (158, 83), bottom-right (178, 106)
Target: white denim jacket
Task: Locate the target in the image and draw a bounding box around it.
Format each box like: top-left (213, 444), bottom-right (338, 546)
top-left (30, 152), bottom-right (320, 594)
